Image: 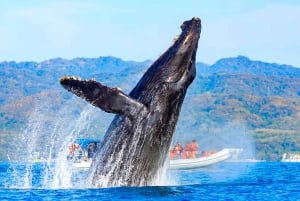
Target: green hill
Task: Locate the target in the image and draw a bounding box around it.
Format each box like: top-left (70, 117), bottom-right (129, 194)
top-left (0, 56), bottom-right (300, 161)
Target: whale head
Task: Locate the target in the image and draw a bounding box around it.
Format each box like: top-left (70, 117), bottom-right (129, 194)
top-left (130, 17), bottom-right (201, 102)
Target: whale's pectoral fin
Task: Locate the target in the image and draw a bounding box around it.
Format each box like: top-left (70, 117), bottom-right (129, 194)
top-left (60, 76), bottom-right (148, 118)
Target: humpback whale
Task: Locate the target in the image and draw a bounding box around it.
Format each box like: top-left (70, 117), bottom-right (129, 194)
top-left (60, 17), bottom-right (201, 187)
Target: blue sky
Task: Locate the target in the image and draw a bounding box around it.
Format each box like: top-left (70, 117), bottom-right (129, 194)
top-left (1, 0), bottom-right (300, 66)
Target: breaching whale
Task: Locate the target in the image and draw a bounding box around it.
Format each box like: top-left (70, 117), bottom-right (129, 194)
top-left (60, 17), bottom-right (201, 187)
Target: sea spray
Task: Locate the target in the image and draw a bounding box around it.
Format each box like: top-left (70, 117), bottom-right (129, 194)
top-left (151, 160), bottom-right (180, 186)
top-left (87, 115), bottom-right (149, 187)
top-left (87, 113), bottom-right (178, 187)
top-left (6, 97), bottom-right (102, 189)
top-left (7, 106), bottom-right (45, 188)
top-left (47, 107), bottom-right (95, 188)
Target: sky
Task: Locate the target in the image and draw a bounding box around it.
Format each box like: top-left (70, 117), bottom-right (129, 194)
top-left (1, 0), bottom-right (300, 67)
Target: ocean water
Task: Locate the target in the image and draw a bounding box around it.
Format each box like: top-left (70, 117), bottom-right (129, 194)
top-left (0, 162), bottom-right (299, 201)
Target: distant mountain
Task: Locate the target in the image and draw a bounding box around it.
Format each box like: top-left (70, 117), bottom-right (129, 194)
top-left (198, 55), bottom-right (300, 77)
top-left (1, 55), bottom-right (300, 161)
top-left (0, 57), bottom-right (151, 105)
top-left (194, 74), bottom-right (300, 97)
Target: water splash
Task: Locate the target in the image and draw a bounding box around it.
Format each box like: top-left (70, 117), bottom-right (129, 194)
top-left (6, 95), bottom-right (255, 189)
top-left (5, 95), bottom-right (177, 189)
top-left (87, 114), bottom-right (150, 187)
top-left (87, 109), bottom-right (178, 188)
top-left (7, 106), bottom-right (46, 188)
top-left (49, 108), bottom-right (94, 189)
top-left (6, 101), bottom-right (254, 189)
top-left (6, 98), bottom-right (99, 189)
top-left (151, 161), bottom-right (179, 186)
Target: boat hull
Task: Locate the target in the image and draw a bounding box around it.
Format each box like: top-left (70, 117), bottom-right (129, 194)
top-left (72, 148), bottom-right (233, 170)
top-left (168, 148), bottom-right (231, 170)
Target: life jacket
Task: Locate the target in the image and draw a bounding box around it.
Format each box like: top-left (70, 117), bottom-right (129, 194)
top-left (191, 142), bottom-right (198, 151)
top-left (189, 151), bottom-right (196, 158)
top-left (181, 151), bottom-right (188, 159)
top-left (175, 144), bottom-right (183, 153)
top-left (185, 143), bottom-right (192, 152)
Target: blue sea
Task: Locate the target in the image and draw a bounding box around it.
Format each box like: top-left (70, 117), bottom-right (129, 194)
top-left (0, 162), bottom-right (299, 201)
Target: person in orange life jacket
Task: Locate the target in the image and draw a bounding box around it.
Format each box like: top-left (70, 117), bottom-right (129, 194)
top-left (175, 142), bottom-right (183, 158)
top-left (169, 147), bottom-right (178, 159)
top-left (190, 140), bottom-right (198, 158)
top-left (183, 141), bottom-right (192, 159)
top-left (68, 142), bottom-right (81, 160)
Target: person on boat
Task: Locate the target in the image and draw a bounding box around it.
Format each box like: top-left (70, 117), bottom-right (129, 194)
top-left (201, 151), bottom-right (209, 157)
top-left (175, 142), bottom-right (183, 158)
top-left (169, 147), bottom-right (177, 159)
top-left (67, 142), bottom-right (81, 160)
top-left (210, 150), bottom-right (216, 155)
top-left (190, 140), bottom-right (198, 158)
top-left (183, 141), bottom-right (192, 159)
top-left (181, 149), bottom-right (188, 159)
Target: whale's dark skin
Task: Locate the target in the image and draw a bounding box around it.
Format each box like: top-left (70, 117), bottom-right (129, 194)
top-left (60, 17), bottom-right (201, 187)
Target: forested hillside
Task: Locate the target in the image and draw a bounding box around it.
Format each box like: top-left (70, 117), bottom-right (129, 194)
top-left (1, 55), bottom-right (300, 161)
